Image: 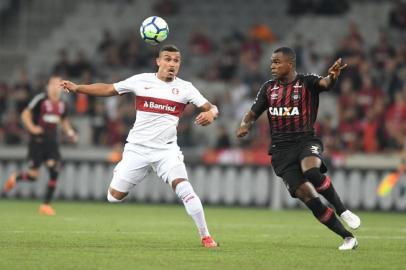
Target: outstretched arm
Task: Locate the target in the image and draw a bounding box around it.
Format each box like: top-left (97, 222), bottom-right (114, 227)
top-left (318, 58), bottom-right (347, 89)
top-left (236, 110), bottom-right (258, 138)
top-left (61, 80), bottom-right (118, 97)
top-left (195, 102), bottom-right (218, 126)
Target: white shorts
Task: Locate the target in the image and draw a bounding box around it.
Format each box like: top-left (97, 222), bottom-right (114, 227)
top-left (110, 143), bottom-right (188, 193)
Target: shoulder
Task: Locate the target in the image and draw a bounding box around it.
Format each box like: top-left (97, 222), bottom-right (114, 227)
top-left (174, 77), bottom-right (198, 92)
top-left (174, 76), bottom-right (193, 87)
top-left (28, 93), bottom-right (47, 107)
top-left (259, 79), bottom-right (275, 91)
top-left (301, 73), bottom-right (323, 81)
top-left (127, 73), bottom-right (152, 81)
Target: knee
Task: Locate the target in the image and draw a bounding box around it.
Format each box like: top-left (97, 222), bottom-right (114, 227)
top-left (295, 182), bottom-right (318, 202)
top-left (107, 188), bottom-right (127, 203)
top-left (174, 180), bottom-right (194, 197)
top-left (28, 169), bottom-right (40, 180)
top-left (303, 167), bottom-right (324, 185)
top-left (171, 178), bottom-right (187, 191)
top-left (303, 167), bottom-right (331, 192)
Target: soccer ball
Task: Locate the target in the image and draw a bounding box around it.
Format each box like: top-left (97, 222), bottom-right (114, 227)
top-left (140, 16), bottom-right (169, 45)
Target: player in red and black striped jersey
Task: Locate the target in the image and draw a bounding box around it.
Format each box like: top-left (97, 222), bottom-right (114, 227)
top-left (237, 47), bottom-right (361, 250)
top-left (3, 75), bottom-right (78, 216)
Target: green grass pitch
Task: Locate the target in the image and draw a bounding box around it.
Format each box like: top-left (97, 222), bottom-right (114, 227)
top-left (0, 200), bottom-right (405, 270)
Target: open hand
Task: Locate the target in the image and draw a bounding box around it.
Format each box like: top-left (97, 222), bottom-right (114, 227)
top-left (61, 80), bottom-right (79, 93)
top-left (236, 125), bottom-right (249, 138)
top-left (195, 111), bottom-right (214, 126)
top-left (328, 58), bottom-right (347, 80)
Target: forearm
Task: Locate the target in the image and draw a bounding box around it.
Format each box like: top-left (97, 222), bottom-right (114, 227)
top-left (76, 83), bottom-right (117, 97)
top-left (21, 110), bottom-right (36, 132)
top-left (319, 74), bottom-right (337, 89)
top-left (240, 111), bottom-right (257, 130)
top-left (61, 119), bottom-right (75, 136)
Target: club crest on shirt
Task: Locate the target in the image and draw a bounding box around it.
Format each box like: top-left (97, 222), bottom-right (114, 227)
top-left (172, 88), bottom-right (179, 95)
top-left (292, 81), bottom-right (302, 100)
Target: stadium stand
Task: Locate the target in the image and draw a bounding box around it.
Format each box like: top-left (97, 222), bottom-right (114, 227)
top-left (0, 0), bottom-right (405, 160)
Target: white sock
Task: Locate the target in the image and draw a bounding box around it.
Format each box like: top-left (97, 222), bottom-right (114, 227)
top-left (175, 181), bottom-right (210, 237)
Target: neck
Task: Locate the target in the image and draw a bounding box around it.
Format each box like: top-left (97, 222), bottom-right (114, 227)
top-left (156, 72), bottom-right (174, 82)
top-left (279, 71), bottom-right (297, 84)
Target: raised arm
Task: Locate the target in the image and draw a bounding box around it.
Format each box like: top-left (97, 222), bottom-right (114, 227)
top-left (236, 110), bottom-right (258, 138)
top-left (318, 58), bottom-right (347, 89)
top-left (195, 102), bottom-right (219, 126)
top-left (61, 80), bottom-right (118, 97)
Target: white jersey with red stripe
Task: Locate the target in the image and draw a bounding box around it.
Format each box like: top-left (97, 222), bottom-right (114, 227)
top-left (113, 73), bottom-right (208, 149)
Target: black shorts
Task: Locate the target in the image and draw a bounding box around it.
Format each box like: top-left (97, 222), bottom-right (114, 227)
top-left (271, 136), bottom-right (327, 197)
top-left (27, 137), bottom-right (61, 168)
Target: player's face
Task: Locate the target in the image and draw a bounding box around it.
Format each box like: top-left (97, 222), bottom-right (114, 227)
top-left (270, 52), bottom-right (293, 79)
top-left (156, 51), bottom-right (181, 82)
top-left (47, 77), bottom-right (63, 101)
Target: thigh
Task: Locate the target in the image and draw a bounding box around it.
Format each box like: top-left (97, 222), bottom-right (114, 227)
top-left (152, 146), bottom-right (188, 185)
top-left (27, 140), bottom-right (44, 168)
top-left (44, 140), bottom-right (61, 162)
top-left (280, 169), bottom-right (306, 198)
top-left (299, 138), bottom-right (327, 173)
top-left (110, 145), bottom-right (151, 193)
top-left (271, 146), bottom-right (301, 177)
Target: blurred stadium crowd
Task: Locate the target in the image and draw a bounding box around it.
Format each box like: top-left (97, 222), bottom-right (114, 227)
top-left (0, 0), bottom-right (405, 158)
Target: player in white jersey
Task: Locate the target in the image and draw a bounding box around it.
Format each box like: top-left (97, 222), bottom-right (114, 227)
top-left (61, 45), bottom-right (219, 248)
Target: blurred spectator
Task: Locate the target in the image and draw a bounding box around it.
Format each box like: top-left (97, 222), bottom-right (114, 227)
top-left (0, 81), bottom-right (8, 119)
top-left (75, 70), bottom-right (94, 115)
top-left (357, 75), bottom-right (384, 117)
top-left (381, 58), bottom-right (403, 102)
top-left (314, 0), bottom-right (349, 15)
top-left (338, 107), bottom-right (363, 152)
top-left (384, 91), bottom-right (406, 150)
top-left (362, 108), bottom-right (385, 153)
top-left (153, 0), bottom-right (180, 16)
top-left (2, 111), bottom-right (24, 145)
top-left (370, 31), bottom-right (396, 71)
top-left (98, 29), bottom-right (116, 54)
top-left (189, 30), bottom-right (214, 56)
top-left (13, 70), bottom-right (32, 113)
top-left (120, 36), bottom-right (152, 68)
top-left (177, 105), bottom-right (197, 147)
top-left (216, 38), bottom-right (240, 81)
top-left (215, 125), bottom-right (231, 150)
top-left (90, 101), bottom-right (108, 145)
top-left (249, 23), bottom-right (276, 44)
top-left (389, 0), bottom-right (406, 30)
top-left (315, 114), bottom-right (339, 155)
top-left (288, 0), bottom-right (349, 16)
top-left (53, 49), bottom-right (71, 77)
top-left (288, 0), bottom-right (313, 16)
top-left (70, 50), bottom-right (94, 78)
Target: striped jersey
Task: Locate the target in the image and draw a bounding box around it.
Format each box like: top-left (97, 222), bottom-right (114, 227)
top-left (114, 73), bottom-right (208, 148)
top-left (28, 93), bottom-right (68, 140)
top-left (251, 74), bottom-right (332, 144)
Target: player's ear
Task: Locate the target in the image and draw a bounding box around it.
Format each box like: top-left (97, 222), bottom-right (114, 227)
top-left (156, 57), bottom-right (160, 67)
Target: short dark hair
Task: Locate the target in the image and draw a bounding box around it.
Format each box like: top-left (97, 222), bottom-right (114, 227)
top-left (274, 47), bottom-right (296, 63)
top-left (159, 44), bottom-right (180, 53)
